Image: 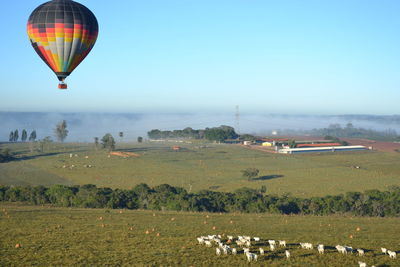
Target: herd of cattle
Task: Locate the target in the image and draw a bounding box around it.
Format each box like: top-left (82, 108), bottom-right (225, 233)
top-left (196, 234), bottom-right (397, 266)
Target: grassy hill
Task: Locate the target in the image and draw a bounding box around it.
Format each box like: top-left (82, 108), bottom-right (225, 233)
top-left (1, 141), bottom-right (400, 197)
top-left (1, 203), bottom-right (398, 266)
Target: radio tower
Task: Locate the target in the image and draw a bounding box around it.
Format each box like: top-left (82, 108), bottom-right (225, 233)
top-left (235, 105), bottom-right (240, 136)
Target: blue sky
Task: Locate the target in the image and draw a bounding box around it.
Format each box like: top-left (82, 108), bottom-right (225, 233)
top-left (1, 0), bottom-right (400, 114)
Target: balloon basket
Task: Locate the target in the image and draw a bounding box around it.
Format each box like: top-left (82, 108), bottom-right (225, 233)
top-left (58, 83), bottom-right (68, 89)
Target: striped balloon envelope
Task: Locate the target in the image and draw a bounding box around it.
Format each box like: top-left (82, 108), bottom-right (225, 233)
top-left (27, 0), bottom-right (98, 89)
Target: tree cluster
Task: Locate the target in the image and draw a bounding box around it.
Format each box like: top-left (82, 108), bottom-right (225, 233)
top-left (147, 125), bottom-right (238, 142)
top-left (204, 125), bottom-right (238, 142)
top-left (9, 130), bottom-right (36, 142)
top-left (1, 184), bottom-right (399, 217)
top-left (148, 127), bottom-right (205, 140)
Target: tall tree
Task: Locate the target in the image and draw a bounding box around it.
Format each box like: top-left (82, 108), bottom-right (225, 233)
top-left (241, 168), bottom-right (260, 181)
top-left (29, 130), bottom-right (37, 142)
top-left (9, 131), bottom-right (14, 142)
top-left (101, 133), bottom-right (116, 152)
top-left (21, 129), bottom-right (28, 142)
top-left (94, 137), bottom-right (99, 150)
top-left (119, 132), bottom-right (124, 142)
top-left (13, 130), bottom-right (19, 142)
top-left (54, 120), bottom-right (68, 142)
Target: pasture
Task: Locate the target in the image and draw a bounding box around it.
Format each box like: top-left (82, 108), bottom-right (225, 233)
top-left (1, 203), bottom-right (399, 266)
top-left (1, 141), bottom-right (400, 197)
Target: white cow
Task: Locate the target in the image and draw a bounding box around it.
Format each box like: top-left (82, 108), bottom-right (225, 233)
top-left (381, 248), bottom-right (387, 254)
top-left (336, 245), bottom-right (346, 254)
top-left (268, 240), bottom-right (276, 246)
top-left (388, 250), bottom-right (397, 259)
top-left (279, 240), bottom-right (287, 247)
top-left (253, 237), bottom-right (260, 242)
top-left (246, 252), bottom-right (258, 262)
top-left (205, 240), bottom-right (212, 247)
top-left (216, 248), bottom-right (221, 256)
top-left (317, 244), bottom-right (324, 254)
top-left (270, 244), bottom-right (276, 251)
top-left (259, 248), bottom-right (264, 255)
top-left (345, 246), bottom-right (353, 253)
top-left (222, 246), bottom-right (230, 255)
top-left (300, 243), bottom-right (313, 250)
top-left (285, 250), bottom-right (291, 259)
top-left (357, 249), bottom-right (365, 256)
top-left (236, 240), bottom-right (244, 247)
top-left (231, 248), bottom-right (237, 255)
top-left (358, 261), bottom-right (367, 267)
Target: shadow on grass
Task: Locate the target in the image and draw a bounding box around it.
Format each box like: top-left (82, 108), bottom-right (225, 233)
top-left (299, 253), bottom-right (314, 257)
top-left (251, 175), bottom-right (284, 181)
top-left (262, 254), bottom-right (283, 260)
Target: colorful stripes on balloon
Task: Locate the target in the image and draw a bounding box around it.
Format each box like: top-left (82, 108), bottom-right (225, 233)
top-left (27, 0), bottom-right (98, 81)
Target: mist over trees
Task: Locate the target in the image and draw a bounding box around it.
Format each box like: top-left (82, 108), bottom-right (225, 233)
top-left (13, 130), bottom-right (19, 142)
top-left (54, 120), bottom-right (68, 142)
top-left (101, 133), bottom-right (115, 151)
top-left (21, 129), bottom-right (27, 142)
top-left (8, 129), bottom-right (37, 142)
top-left (29, 130), bottom-right (37, 142)
top-left (310, 124), bottom-right (399, 141)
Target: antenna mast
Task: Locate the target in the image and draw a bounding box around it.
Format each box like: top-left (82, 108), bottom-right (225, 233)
top-left (235, 105), bottom-right (240, 135)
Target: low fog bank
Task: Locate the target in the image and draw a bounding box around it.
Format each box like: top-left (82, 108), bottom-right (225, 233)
top-left (1, 112), bottom-right (399, 142)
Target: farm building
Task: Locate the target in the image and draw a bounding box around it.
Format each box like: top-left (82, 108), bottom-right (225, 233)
top-left (262, 142), bottom-right (274, 147)
top-left (296, 143), bottom-right (341, 148)
top-left (255, 138), bottom-right (289, 146)
top-left (279, 145), bottom-right (368, 154)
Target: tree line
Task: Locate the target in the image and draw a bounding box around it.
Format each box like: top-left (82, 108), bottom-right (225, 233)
top-left (148, 125), bottom-right (238, 142)
top-left (1, 183), bottom-right (399, 217)
top-left (9, 130), bottom-right (37, 142)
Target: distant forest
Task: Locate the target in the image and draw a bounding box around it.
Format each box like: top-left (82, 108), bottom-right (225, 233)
top-left (279, 123), bottom-right (399, 141)
top-left (310, 123), bottom-right (399, 140)
top-left (1, 184), bottom-right (399, 217)
top-left (147, 123), bottom-right (400, 142)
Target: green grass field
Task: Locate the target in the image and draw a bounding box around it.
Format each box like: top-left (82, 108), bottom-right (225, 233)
top-left (1, 203), bottom-right (399, 266)
top-left (1, 141), bottom-right (400, 197)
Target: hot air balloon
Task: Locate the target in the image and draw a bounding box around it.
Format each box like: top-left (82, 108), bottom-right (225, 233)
top-left (27, 0), bottom-right (98, 89)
